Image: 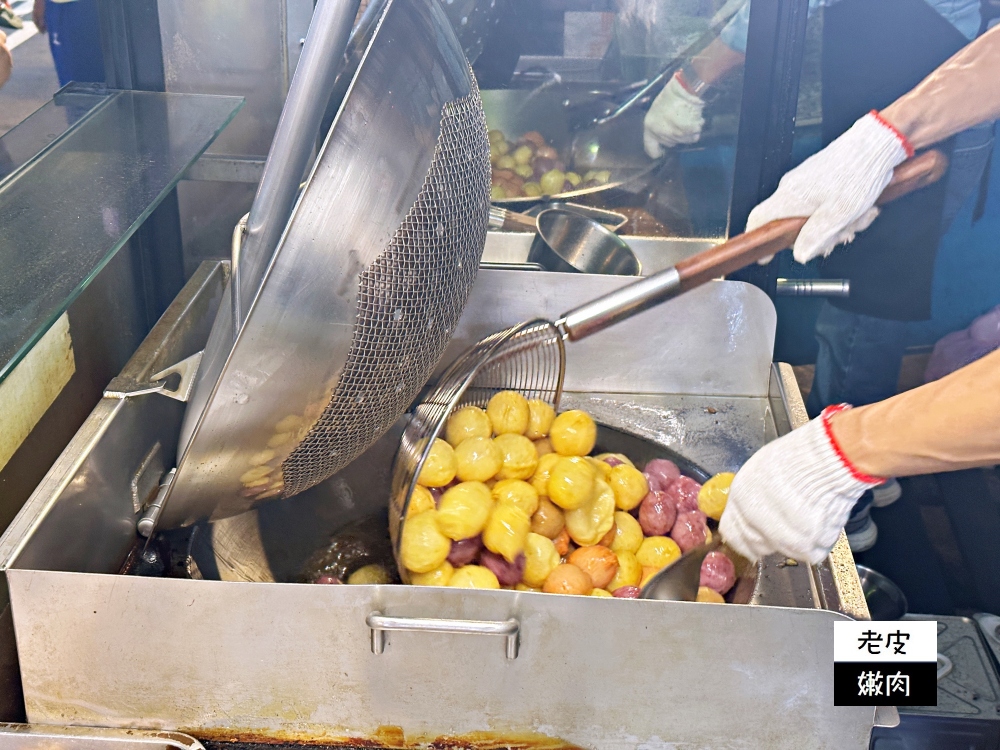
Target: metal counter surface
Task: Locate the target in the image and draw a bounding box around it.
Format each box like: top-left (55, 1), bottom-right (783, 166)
top-left (0, 264), bottom-right (876, 748)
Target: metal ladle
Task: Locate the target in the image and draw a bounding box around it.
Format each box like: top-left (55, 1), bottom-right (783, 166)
top-left (639, 537), bottom-right (722, 602)
top-left (489, 206), bottom-right (641, 275)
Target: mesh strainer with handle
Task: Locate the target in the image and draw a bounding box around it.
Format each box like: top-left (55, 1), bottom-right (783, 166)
top-left (389, 149), bottom-right (949, 580)
top-left (155, 0), bottom-right (492, 530)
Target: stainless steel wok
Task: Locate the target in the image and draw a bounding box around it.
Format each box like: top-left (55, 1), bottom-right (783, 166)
top-left (154, 0), bottom-right (491, 530)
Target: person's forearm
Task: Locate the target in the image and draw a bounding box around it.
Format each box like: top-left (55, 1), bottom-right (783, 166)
top-left (882, 25), bottom-right (1000, 151)
top-left (0, 38), bottom-right (11, 90)
top-left (689, 38), bottom-right (745, 88)
top-left (829, 347), bottom-right (1000, 477)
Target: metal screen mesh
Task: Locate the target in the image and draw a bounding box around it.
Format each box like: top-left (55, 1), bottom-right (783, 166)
top-left (280, 79), bottom-right (491, 497)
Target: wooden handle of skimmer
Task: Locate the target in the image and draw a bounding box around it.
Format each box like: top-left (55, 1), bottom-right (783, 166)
top-left (556, 149), bottom-right (948, 341)
top-left (674, 149), bottom-right (949, 290)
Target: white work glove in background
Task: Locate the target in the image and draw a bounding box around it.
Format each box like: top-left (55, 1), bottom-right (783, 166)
top-left (746, 111), bottom-right (912, 264)
top-left (719, 405), bottom-right (883, 564)
top-left (643, 73), bottom-right (706, 158)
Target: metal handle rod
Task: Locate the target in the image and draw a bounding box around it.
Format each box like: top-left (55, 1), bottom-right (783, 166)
top-left (230, 214), bottom-right (248, 340)
top-left (235, 0), bottom-right (361, 334)
top-left (775, 278), bottom-right (850, 297)
top-left (366, 612), bottom-right (520, 659)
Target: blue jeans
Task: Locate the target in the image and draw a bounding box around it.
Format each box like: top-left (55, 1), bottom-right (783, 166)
top-left (806, 122), bottom-right (994, 523)
top-left (45, 0), bottom-right (105, 87)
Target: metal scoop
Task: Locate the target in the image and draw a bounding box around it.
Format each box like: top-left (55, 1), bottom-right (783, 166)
top-left (639, 537), bottom-right (722, 602)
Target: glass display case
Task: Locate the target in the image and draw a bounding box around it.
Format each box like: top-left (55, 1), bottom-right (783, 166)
top-left (474, 0), bottom-right (755, 241)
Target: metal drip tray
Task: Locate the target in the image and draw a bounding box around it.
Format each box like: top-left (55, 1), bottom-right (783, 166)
top-left (0, 261), bottom-right (875, 750)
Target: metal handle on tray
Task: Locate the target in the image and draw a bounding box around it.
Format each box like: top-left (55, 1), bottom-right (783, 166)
top-left (555, 150), bottom-right (949, 341)
top-left (234, 0), bottom-right (361, 333)
top-left (366, 612), bottom-right (520, 659)
top-left (775, 278), bottom-right (850, 297)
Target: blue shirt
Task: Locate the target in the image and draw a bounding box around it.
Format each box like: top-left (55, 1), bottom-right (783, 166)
top-left (720, 0), bottom-right (982, 54)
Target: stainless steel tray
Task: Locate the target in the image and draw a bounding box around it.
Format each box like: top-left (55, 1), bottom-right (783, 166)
top-left (0, 262), bottom-right (877, 749)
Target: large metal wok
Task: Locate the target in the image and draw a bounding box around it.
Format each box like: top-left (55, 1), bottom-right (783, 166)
top-left (146, 0), bottom-right (491, 531)
top-left (483, 87), bottom-right (661, 206)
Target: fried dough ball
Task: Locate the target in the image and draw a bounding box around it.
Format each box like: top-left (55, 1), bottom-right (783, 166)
top-left (437, 481), bottom-right (493, 541)
top-left (492, 479), bottom-right (539, 517)
top-left (607, 550), bottom-right (642, 592)
top-left (530, 497), bottom-right (565, 539)
top-left (612, 585), bottom-right (641, 598)
top-left (400, 510), bottom-right (451, 573)
top-left (547, 456), bottom-right (596, 510)
top-left (596, 453), bottom-right (634, 468)
top-left (410, 561), bottom-right (454, 586)
top-left (407, 485), bottom-right (437, 517)
top-left (445, 406), bottom-right (492, 447)
top-left (636, 536), bottom-right (682, 570)
top-left (482, 500), bottom-right (531, 562)
top-left (564, 478), bottom-right (616, 546)
top-left (447, 535), bottom-right (482, 567)
top-left (696, 586), bottom-right (726, 604)
top-left (493, 433), bottom-right (539, 481)
top-left (526, 399), bottom-right (556, 440)
top-left (487, 391), bottom-right (530, 435)
top-left (640, 566), bottom-right (659, 587)
top-left (515, 583), bottom-right (541, 592)
top-left (522, 532), bottom-right (561, 587)
top-left (568, 545), bottom-right (619, 589)
top-left (700, 550), bottom-right (736, 595)
top-left (481, 549), bottom-right (526, 586)
top-left (598, 523), bottom-right (617, 547)
top-left (448, 565), bottom-right (501, 589)
top-left (671, 509), bottom-right (708, 552)
top-left (549, 410), bottom-right (597, 456)
top-left (698, 472), bottom-right (735, 521)
top-left (531, 452), bottom-right (561, 496)
top-left (609, 511), bottom-right (644, 554)
top-left (552, 527), bottom-right (571, 556)
top-left (587, 457), bottom-right (612, 480)
top-left (417, 438), bottom-right (457, 488)
top-left (542, 563), bottom-right (593, 595)
top-left (590, 588), bottom-right (613, 597)
top-left (454, 436), bottom-right (503, 482)
top-left (534, 437), bottom-right (554, 457)
top-left (347, 564), bottom-right (391, 585)
top-left (607, 464), bottom-right (649, 511)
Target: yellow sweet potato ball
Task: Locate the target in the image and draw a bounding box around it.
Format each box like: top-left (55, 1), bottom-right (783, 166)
top-left (453, 436), bottom-right (503, 482)
top-left (445, 406), bottom-right (493, 447)
top-left (486, 391), bottom-right (530, 435)
top-left (549, 409), bottom-right (597, 456)
top-left (492, 478), bottom-right (539, 517)
top-left (494, 433), bottom-right (539, 481)
top-left (436, 481), bottom-right (494, 541)
top-left (547, 456), bottom-right (596, 510)
top-left (416, 438), bottom-right (457, 487)
top-left (525, 399), bottom-right (556, 440)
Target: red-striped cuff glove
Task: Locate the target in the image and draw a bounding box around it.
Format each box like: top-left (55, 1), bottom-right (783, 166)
top-left (719, 405), bottom-right (884, 564)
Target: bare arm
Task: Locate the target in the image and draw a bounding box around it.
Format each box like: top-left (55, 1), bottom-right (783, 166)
top-left (689, 37), bottom-right (745, 88)
top-left (0, 32), bottom-right (11, 90)
top-left (882, 25), bottom-right (1000, 150)
top-left (830, 347), bottom-right (1000, 477)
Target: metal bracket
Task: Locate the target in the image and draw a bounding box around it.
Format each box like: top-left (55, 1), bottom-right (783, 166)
top-left (366, 612), bottom-right (520, 659)
top-left (104, 350), bottom-right (203, 403)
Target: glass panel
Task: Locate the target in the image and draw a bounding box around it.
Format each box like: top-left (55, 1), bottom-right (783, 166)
top-left (474, 0), bottom-right (752, 239)
top-left (0, 85), bottom-right (113, 184)
top-left (0, 89), bottom-right (243, 383)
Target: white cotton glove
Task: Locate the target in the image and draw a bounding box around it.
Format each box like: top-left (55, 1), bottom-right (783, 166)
top-left (643, 73), bottom-right (706, 158)
top-left (719, 405), bottom-right (883, 564)
top-left (746, 111), bottom-right (912, 264)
